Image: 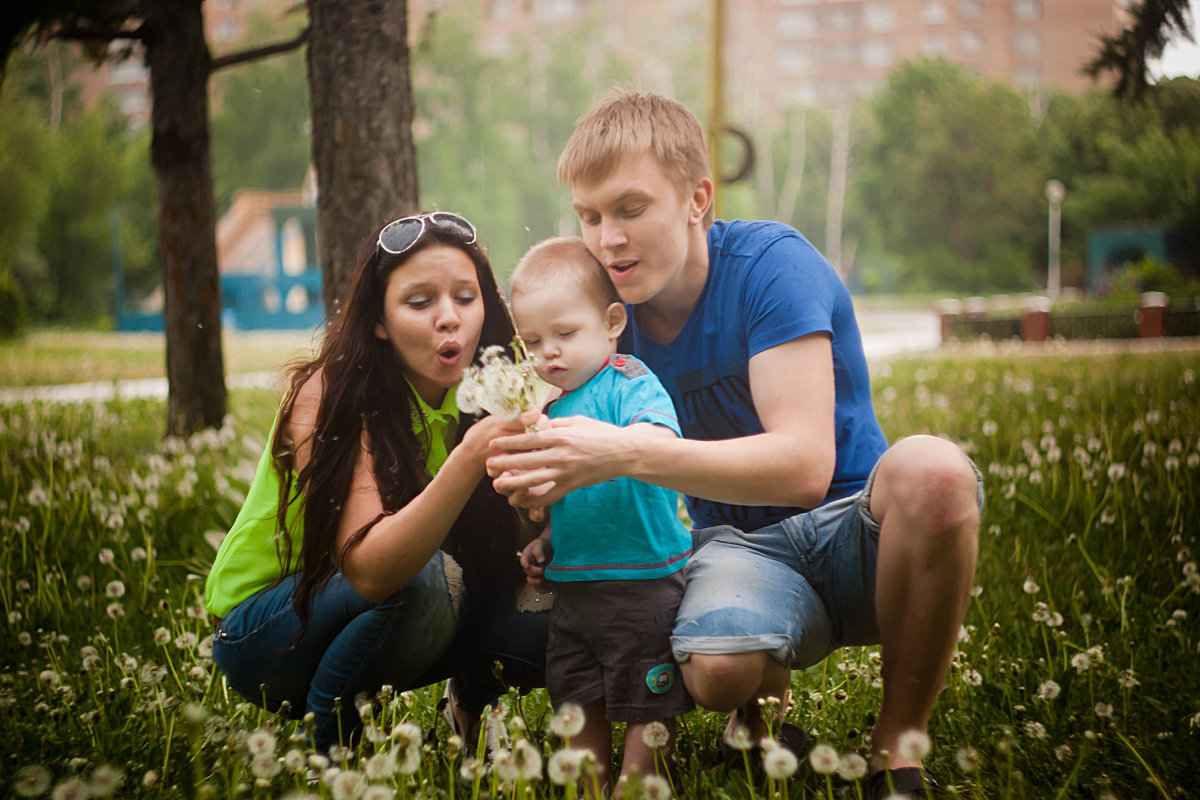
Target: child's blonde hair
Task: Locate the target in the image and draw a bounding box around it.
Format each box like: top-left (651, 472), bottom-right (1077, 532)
top-left (557, 90), bottom-right (714, 227)
top-left (510, 237), bottom-right (619, 312)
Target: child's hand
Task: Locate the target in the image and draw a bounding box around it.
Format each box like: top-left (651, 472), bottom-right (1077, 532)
top-left (519, 536), bottom-right (554, 594)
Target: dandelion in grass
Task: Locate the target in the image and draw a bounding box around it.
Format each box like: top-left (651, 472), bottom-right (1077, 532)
top-left (330, 769), bottom-right (367, 800)
top-left (397, 745), bottom-right (421, 776)
top-left (492, 748), bottom-right (520, 784)
top-left (308, 754), bottom-right (330, 771)
top-left (364, 750), bottom-right (398, 780)
top-left (1095, 702), bottom-right (1114, 719)
top-left (284, 749), bottom-right (306, 773)
top-left (87, 764), bottom-right (123, 797)
top-left (18, 632), bottom-right (32, 646)
top-left (550, 702), bottom-right (586, 739)
top-left (362, 787), bottom-right (395, 800)
top-left (808, 743), bottom-right (840, 774)
top-left (14, 765), bottom-right (52, 797)
top-left (1037, 680), bottom-right (1061, 700)
top-left (388, 720), bottom-right (420, 748)
top-left (38, 669), bottom-right (60, 687)
top-left (1024, 721), bottom-right (1047, 740)
top-left (1107, 463), bottom-right (1126, 481)
top-left (174, 632), bottom-right (197, 650)
top-left (955, 747), bottom-right (979, 773)
top-left (1119, 669), bottom-right (1140, 688)
top-left (837, 752), bottom-right (867, 781)
top-left (642, 720), bottom-right (670, 749)
top-left (642, 774), bottom-right (673, 799)
top-left (104, 580), bottom-right (125, 599)
top-left (251, 753), bottom-right (282, 780)
top-left (1025, 577), bottom-right (1042, 595)
top-left (246, 728), bottom-right (277, 756)
top-left (154, 627), bottom-right (170, 645)
top-left (456, 342), bottom-right (538, 420)
top-left (548, 749), bottom-right (585, 785)
top-left (724, 724), bottom-right (755, 751)
top-left (512, 738), bottom-right (543, 782)
top-left (1055, 744), bottom-right (1072, 762)
top-left (460, 757), bottom-right (483, 782)
top-left (750, 741), bottom-right (797, 780)
top-left (897, 730), bottom-right (931, 761)
top-left (329, 745), bottom-right (355, 764)
top-left (962, 667), bottom-right (983, 686)
top-left (50, 778), bottom-right (89, 800)
top-left (1071, 652), bottom-right (1092, 672)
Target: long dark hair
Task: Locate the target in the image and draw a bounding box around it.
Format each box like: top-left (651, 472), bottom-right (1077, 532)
top-left (271, 219), bottom-right (521, 638)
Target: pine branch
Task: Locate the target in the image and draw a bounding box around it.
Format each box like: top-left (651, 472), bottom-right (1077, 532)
top-left (210, 27), bottom-right (309, 72)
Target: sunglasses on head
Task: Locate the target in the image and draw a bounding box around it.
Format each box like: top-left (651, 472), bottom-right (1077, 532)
top-left (377, 212), bottom-right (478, 258)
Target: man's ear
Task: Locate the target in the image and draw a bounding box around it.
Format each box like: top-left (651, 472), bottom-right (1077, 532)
top-left (689, 177), bottom-right (714, 225)
top-left (605, 302), bottom-right (628, 340)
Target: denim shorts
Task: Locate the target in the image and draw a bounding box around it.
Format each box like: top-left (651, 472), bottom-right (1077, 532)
top-left (671, 456), bottom-right (984, 669)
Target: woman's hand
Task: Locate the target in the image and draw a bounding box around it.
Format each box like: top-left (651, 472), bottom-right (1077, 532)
top-left (459, 412), bottom-right (535, 474)
top-left (519, 534), bottom-right (554, 593)
top-left (487, 415), bottom-right (628, 508)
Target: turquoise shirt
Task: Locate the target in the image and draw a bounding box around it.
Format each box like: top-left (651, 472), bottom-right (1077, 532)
top-left (543, 355), bottom-right (692, 582)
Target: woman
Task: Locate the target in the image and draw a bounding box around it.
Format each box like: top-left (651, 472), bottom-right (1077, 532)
top-left (205, 212), bottom-right (548, 749)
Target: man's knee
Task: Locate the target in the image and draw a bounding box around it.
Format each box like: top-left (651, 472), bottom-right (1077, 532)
top-left (874, 436), bottom-right (980, 534)
top-left (680, 652), bottom-right (775, 712)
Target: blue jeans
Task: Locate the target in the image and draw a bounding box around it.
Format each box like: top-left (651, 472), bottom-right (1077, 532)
top-left (211, 550), bottom-right (548, 748)
top-left (672, 456), bottom-right (985, 668)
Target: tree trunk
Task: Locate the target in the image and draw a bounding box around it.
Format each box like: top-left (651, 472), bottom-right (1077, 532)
top-left (142, 0), bottom-right (227, 436)
top-left (307, 0), bottom-right (419, 313)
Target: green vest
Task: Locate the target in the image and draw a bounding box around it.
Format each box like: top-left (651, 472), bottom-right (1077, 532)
top-left (204, 385), bottom-right (459, 618)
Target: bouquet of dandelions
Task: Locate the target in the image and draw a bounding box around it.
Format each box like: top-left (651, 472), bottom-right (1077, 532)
top-left (456, 337), bottom-right (539, 426)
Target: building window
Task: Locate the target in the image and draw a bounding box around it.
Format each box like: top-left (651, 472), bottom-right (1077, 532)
top-left (776, 49), bottom-right (812, 76)
top-left (1016, 66), bottom-right (1042, 88)
top-left (1014, 0), bottom-right (1041, 20)
top-left (960, 30), bottom-right (983, 55)
top-left (214, 20), bottom-right (239, 41)
top-left (922, 33), bottom-right (947, 56)
top-left (865, 3), bottom-right (896, 31)
top-left (921, 1), bottom-right (947, 24)
top-left (779, 10), bottom-right (819, 38)
top-left (1014, 29), bottom-right (1041, 58)
top-left (960, 0), bottom-right (981, 18)
top-left (862, 39), bottom-right (895, 68)
top-left (828, 7), bottom-right (856, 30)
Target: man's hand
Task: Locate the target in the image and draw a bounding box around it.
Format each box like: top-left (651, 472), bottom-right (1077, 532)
top-left (487, 415), bottom-right (627, 508)
top-left (519, 535), bottom-right (554, 593)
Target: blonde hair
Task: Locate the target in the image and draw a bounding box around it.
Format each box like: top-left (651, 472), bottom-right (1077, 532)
top-left (510, 236), bottom-right (619, 312)
top-left (558, 90), bottom-right (714, 227)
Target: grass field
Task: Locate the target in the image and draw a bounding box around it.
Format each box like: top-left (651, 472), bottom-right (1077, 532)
top-left (2, 338), bottom-right (1198, 799)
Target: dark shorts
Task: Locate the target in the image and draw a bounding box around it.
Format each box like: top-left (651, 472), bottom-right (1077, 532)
top-left (546, 572), bottom-right (693, 724)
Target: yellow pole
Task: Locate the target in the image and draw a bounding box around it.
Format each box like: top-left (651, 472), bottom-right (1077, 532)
top-left (707, 0), bottom-right (725, 220)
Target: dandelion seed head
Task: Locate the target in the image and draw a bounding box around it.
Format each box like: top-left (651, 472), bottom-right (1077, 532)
top-left (250, 753), bottom-right (281, 779)
top-left (836, 752), bottom-right (867, 781)
top-left (397, 744), bottom-right (421, 775)
top-left (364, 751), bottom-right (397, 780)
top-left (623, 775), bottom-right (665, 800)
top-left (104, 581), bottom-right (125, 599)
top-left (1037, 680), bottom-right (1061, 700)
top-left (641, 720), bottom-right (670, 749)
top-left (50, 778), bottom-right (89, 800)
top-left (153, 627), bottom-right (170, 645)
top-left (1023, 721), bottom-right (1047, 740)
top-left (1023, 578), bottom-right (1040, 594)
top-left (87, 764), bottom-right (123, 796)
top-left (246, 728), bottom-right (277, 756)
top-left (808, 743), bottom-right (840, 774)
top-left (14, 765), bottom-right (52, 797)
top-left (724, 724), bottom-right (755, 751)
top-left (362, 787), bottom-right (395, 800)
top-left (389, 721), bottom-right (422, 748)
top-left (955, 746), bottom-right (979, 773)
top-left (1071, 653), bottom-right (1092, 672)
top-left (897, 730), bottom-right (931, 761)
top-left (962, 667), bottom-right (983, 686)
top-left (1094, 702), bottom-right (1114, 719)
top-left (329, 769), bottom-right (366, 800)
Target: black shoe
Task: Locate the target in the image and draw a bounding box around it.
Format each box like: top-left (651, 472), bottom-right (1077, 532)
top-left (719, 721), bottom-right (808, 766)
top-left (868, 767), bottom-right (943, 799)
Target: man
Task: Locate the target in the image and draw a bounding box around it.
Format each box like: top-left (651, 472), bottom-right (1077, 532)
top-left (490, 91), bottom-right (982, 798)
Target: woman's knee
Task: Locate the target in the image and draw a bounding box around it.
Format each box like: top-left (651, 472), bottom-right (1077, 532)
top-left (378, 551), bottom-right (465, 618)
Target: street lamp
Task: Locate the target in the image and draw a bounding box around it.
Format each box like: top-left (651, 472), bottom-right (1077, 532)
top-left (1045, 179), bottom-right (1065, 299)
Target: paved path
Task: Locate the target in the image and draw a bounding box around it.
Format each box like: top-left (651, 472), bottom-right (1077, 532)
top-left (0, 310), bottom-right (944, 405)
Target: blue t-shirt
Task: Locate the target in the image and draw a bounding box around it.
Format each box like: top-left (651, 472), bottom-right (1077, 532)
top-left (619, 219), bottom-right (889, 532)
top-left (544, 355), bottom-right (692, 582)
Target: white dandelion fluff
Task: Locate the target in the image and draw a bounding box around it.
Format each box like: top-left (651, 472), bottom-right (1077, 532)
top-left (808, 743), bottom-right (840, 774)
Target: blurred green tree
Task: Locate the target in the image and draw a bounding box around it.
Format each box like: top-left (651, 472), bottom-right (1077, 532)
top-left (855, 59), bottom-right (1046, 293)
